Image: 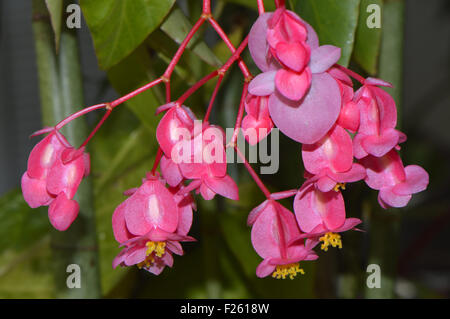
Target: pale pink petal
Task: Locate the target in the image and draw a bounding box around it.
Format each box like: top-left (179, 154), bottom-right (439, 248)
top-left (204, 175), bottom-right (239, 201)
top-left (248, 71), bottom-right (276, 96)
top-left (21, 173), bottom-right (53, 208)
top-left (392, 165), bottom-right (429, 196)
top-left (269, 72), bottom-right (341, 144)
top-left (309, 45), bottom-right (341, 74)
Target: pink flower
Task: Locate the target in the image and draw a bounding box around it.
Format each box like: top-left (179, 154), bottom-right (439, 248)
top-left (353, 79), bottom-right (406, 159)
top-left (360, 150), bottom-right (429, 208)
top-left (176, 124), bottom-right (239, 201)
top-left (302, 124), bottom-right (366, 192)
top-left (112, 174), bottom-right (195, 275)
top-left (241, 94), bottom-right (274, 145)
top-left (21, 130), bottom-right (89, 231)
top-left (293, 181), bottom-right (362, 251)
top-left (328, 67), bottom-right (360, 133)
top-left (248, 200), bottom-right (318, 279)
top-left (248, 8), bottom-right (343, 144)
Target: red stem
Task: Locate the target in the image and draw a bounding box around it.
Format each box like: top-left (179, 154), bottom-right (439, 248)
top-left (208, 18), bottom-right (252, 80)
top-left (204, 75), bottom-right (224, 122)
top-left (334, 64), bottom-right (366, 85)
top-left (110, 78), bottom-right (163, 108)
top-left (234, 146), bottom-right (271, 199)
top-left (55, 103), bottom-right (107, 130)
top-left (202, 0), bottom-right (211, 15)
top-left (275, 0), bottom-right (285, 8)
top-left (229, 82), bottom-right (248, 145)
top-left (257, 0), bottom-right (265, 15)
top-left (80, 109), bottom-right (112, 148)
top-left (177, 70), bottom-right (219, 105)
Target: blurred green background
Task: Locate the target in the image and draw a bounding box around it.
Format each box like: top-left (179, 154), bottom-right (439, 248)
top-left (0, 0), bottom-right (449, 298)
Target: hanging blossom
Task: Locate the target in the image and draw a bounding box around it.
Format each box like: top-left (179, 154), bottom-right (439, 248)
top-left (21, 129), bottom-right (90, 231)
top-left (112, 174), bottom-right (195, 275)
top-left (20, 1), bottom-right (430, 280)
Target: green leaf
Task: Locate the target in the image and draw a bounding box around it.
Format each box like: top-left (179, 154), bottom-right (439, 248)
top-left (45, 0), bottom-right (63, 51)
top-left (159, 6), bottom-right (221, 68)
top-left (353, 0), bottom-right (383, 75)
top-left (80, 0), bottom-right (176, 69)
top-left (295, 0), bottom-right (361, 67)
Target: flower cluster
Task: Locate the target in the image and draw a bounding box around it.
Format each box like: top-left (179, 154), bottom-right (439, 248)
top-left (245, 8), bottom-right (429, 278)
top-left (22, 128), bottom-right (89, 231)
top-left (20, 3), bottom-right (429, 280)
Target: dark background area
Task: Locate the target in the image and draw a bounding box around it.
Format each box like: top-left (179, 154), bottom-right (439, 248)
top-left (0, 0), bottom-right (449, 297)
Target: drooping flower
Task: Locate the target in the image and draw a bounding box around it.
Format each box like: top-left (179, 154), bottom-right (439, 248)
top-left (302, 124), bottom-right (366, 192)
top-left (360, 150), bottom-right (429, 208)
top-left (353, 79), bottom-right (406, 159)
top-left (241, 94), bottom-right (274, 145)
top-left (175, 124), bottom-right (239, 201)
top-left (112, 174), bottom-right (195, 275)
top-left (293, 181), bottom-right (362, 251)
top-left (248, 199), bottom-right (318, 279)
top-left (248, 8), bottom-right (342, 144)
top-left (21, 129), bottom-right (89, 231)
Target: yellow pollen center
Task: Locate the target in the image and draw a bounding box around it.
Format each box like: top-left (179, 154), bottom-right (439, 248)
top-left (333, 182), bottom-right (346, 192)
top-left (319, 232), bottom-right (342, 251)
top-left (137, 241), bottom-right (166, 269)
top-left (272, 263), bottom-right (305, 280)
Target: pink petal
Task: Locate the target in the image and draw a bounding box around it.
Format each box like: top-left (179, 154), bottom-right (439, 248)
top-left (256, 259), bottom-right (276, 278)
top-left (361, 128), bottom-right (400, 157)
top-left (275, 68), bottom-right (311, 101)
top-left (48, 193), bottom-right (79, 231)
top-left (275, 42), bottom-right (309, 72)
top-left (46, 155), bottom-right (85, 199)
top-left (269, 72), bottom-right (341, 144)
top-left (21, 173), bottom-right (53, 208)
top-left (160, 156), bottom-right (183, 187)
top-left (112, 200), bottom-right (133, 244)
top-left (379, 187), bottom-right (412, 208)
top-left (365, 77), bottom-right (393, 87)
top-left (204, 175), bottom-right (239, 201)
top-left (248, 71), bottom-right (276, 96)
top-left (248, 13), bottom-right (276, 72)
top-left (309, 45), bottom-right (341, 74)
top-left (392, 165), bottom-right (429, 196)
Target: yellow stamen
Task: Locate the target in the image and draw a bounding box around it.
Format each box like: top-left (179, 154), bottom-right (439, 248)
top-left (319, 232), bottom-right (342, 251)
top-left (137, 241), bottom-right (166, 269)
top-left (333, 182), bottom-right (346, 192)
top-left (272, 263), bottom-right (305, 280)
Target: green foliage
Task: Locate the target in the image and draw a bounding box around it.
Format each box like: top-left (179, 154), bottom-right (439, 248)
top-left (295, 0), bottom-right (361, 67)
top-left (80, 0), bottom-right (176, 69)
top-left (353, 0), bottom-right (383, 75)
top-left (45, 0), bottom-right (63, 51)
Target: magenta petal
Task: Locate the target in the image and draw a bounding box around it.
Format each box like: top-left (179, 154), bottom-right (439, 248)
top-left (247, 200), bottom-right (269, 226)
top-left (327, 163), bottom-right (367, 183)
top-left (248, 71), bottom-right (276, 96)
top-left (275, 68), bottom-right (311, 101)
top-left (335, 218), bottom-right (362, 232)
top-left (309, 45), bottom-right (341, 74)
top-left (269, 72), bottom-right (341, 144)
top-left (379, 187), bottom-right (412, 208)
top-left (365, 77), bottom-right (393, 87)
top-left (48, 193), bottom-right (79, 231)
top-left (256, 259), bottom-right (276, 278)
top-left (21, 173), bottom-right (53, 208)
top-left (362, 128), bottom-right (400, 157)
top-left (248, 13), bottom-right (275, 72)
top-left (275, 42), bottom-right (308, 72)
top-left (160, 156), bottom-right (183, 187)
top-left (392, 165), bottom-right (429, 196)
top-left (124, 246), bottom-right (147, 266)
top-left (316, 175), bottom-right (336, 192)
top-left (204, 175), bottom-right (239, 201)
top-left (112, 200), bottom-right (133, 244)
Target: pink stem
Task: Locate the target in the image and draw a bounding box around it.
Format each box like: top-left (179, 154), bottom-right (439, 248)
top-left (110, 78), bottom-right (163, 108)
top-left (202, 0), bottom-right (211, 14)
top-left (334, 64), bottom-right (365, 84)
top-left (204, 75), bottom-right (224, 122)
top-left (208, 18), bottom-right (252, 80)
top-left (55, 103), bottom-right (107, 130)
top-left (229, 82), bottom-right (249, 145)
top-left (234, 146), bottom-right (271, 199)
top-left (275, 0), bottom-right (285, 8)
top-left (80, 109), bottom-right (112, 148)
top-left (177, 70), bottom-right (219, 105)
top-left (257, 0), bottom-right (265, 15)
